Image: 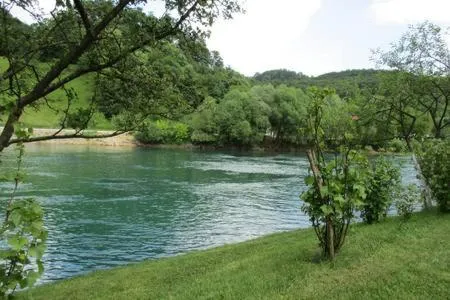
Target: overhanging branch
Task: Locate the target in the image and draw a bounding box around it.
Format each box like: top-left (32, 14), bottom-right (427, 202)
top-left (7, 130), bottom-right (129, 146)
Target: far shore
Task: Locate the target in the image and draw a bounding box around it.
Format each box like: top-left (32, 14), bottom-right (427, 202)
top-left (1, 127), bottom-right (138, 147)
top-left (1, 127), bottom-right (410, 154)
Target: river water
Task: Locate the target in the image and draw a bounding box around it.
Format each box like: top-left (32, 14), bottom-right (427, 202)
top-left (0, 144), bottom-right (418, 282)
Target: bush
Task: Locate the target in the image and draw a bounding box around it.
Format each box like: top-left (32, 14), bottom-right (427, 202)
top-left (302, 150), bottom-right (369, 260)
top-left (394, 184), bottom-right (420, 219)
top-left (360, 157), bottom-right (401, 224)
top-left (135, 120), bottom-right (190, 144)
top-left (417, 139), bottom-right (450, 212)
top-left (386, 138), bottom-right (408, 153)
top-left (191, 131), bottom-right (217, 144)
top-left (0, 140), bottom-right (47, 297)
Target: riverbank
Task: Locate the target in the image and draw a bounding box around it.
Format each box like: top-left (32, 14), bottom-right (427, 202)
top-left (3, 127), bottom-right (410, 154)
top-left (14, 128), bottom-right (137, 147)
top-left (19, 211), bottom-right (450, 300)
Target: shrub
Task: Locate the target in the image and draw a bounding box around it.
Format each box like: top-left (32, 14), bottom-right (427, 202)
top-left (191, 130), bottom-right (217, 144)
top-left (135, 120), bottom-right (190, 144)
top-left (386, 138), bottom-right (408, 153)
top-left (302, 151), bottom-right (369, 260)
top-left (417, 139), bottom-right (450, 212)
top-left (394, 184), bottom-right (420, 219)
top-left (1, 138), bottom-right (47, 297)
top-left (360, 157), bottom-right (401, 224)
top-left (1, 198), bottom-right (47, 296)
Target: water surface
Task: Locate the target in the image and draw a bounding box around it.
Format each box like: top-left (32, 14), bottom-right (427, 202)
top-left (0, 144), bottom-right (416, 282)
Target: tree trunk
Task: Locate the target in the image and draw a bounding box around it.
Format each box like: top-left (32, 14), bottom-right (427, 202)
top-left (0, 106), bottom-right (22, 152)
top-left (412, 153), bottom-right (434, 209)
top-left (326, 218), bottom-right (335, 260)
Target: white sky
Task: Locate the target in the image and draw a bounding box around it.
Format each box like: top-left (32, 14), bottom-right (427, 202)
top-left (10, 0), bottom-right (450, 76)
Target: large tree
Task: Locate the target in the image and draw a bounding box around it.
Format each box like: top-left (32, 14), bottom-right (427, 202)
top-left (372, 21), bottom-right (450, 138)
top-left (0, 0), bottom-right (242, 152)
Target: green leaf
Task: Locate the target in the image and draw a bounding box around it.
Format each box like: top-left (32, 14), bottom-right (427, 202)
top-left (354, 184), bottom-right (367, 199)
top-left (320, 186), bottom-right (329, 197)
top-left (334, 195), bottom-right (345, 205)
top-left (304, 176), bottom-right (315, 185)
top-left (8, 236), bottom-right (28, 251)
top-left (320, 204), bottom-right (333, 216)
top-left (9, 211), bottom-right (22, 227)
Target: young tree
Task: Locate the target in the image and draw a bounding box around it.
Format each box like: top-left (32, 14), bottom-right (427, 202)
top-left (302, 87), bottom-right (367, 261)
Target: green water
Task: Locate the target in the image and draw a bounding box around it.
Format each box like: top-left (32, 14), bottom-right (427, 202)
top-left (0, 144), bottom-right (417, 282)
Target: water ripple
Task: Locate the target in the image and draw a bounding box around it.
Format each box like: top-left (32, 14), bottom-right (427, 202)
top-left (1, 145), bottom-right (417, 283)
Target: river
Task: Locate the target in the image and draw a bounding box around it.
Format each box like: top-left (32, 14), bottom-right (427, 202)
top-left (0, 144), bottom-right (418, 282)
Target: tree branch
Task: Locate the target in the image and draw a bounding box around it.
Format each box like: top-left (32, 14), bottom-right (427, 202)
top-left (7, 130), bottom-right (129, 146)
top-left (73, 0), bottom-right (94, 37)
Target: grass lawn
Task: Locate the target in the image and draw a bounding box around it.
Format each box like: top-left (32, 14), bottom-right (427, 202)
top-left (18, 211), bottom-right (450, 300)
top-left (0, 57), bottom-right (112, 130)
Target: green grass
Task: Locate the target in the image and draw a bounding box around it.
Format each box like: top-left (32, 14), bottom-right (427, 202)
top-left (18, 212), bottom-right (450, 300)
top-left (0, 57), bottom-right (112, 130)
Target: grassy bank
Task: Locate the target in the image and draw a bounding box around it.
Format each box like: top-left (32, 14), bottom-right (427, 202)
top-left (18, 212), bottom-right (449, 300)
top-left (0, 57), bottom-right (112, 129)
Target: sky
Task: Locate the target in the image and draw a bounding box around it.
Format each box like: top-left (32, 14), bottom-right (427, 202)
top-left (10, 0), bottom-right (450, 76)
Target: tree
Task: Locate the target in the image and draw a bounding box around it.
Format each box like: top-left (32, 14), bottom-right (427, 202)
top-left (372, 21), bottom-right (450, 138)
top-left (95, 41), bottom-right (203, 121)
top-left (262, 85), bottom-right (308, 145)
top-left (0, 0), bottom-right (242, 152)
top-left (370, 71), bottom-right (429, 150)
top-left (214, 88), bottom-right (271, 146)
top-left (253, 69), bottom-right (306, 86)
top-left (0, 0), bottom-right (242, 295)
top-left (301, 87), bottom-right (367, 261)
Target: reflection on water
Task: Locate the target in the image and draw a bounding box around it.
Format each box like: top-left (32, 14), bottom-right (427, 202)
top-left (0, 144), bottom-right (416, 282)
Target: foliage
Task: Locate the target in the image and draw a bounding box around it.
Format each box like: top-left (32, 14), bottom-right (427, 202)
top-left (0, 0), bottom-right (242, 151)
top-left (253, 69), bottom-right (307, 85)
top-left (372, 21), bottom-right (449, 139)
top-left (321, 94), bottom-right (359, 148)
top-left (189, 97), bottom-right (219, 144)
top-left (368, 71), bottom-right (430, 148)
top-left (0, 198), bottom-right (47, 296)
top-left (214, 89), bottom-right (271, 146)
top-left (301, 87), bottom-right (367, 260)
top-left (0, 132), bottom-right (47, 297)
top-left (360, 157), bottom-right (400, 224)
top-left (189, 87), bottom-right (271, 147)
top-left (261, 85), bottom-right (308, 145)
top-left (394, 184), bottom-right (420, 220)
top-left (301, 151), bottom-right (368, 259)
top-left (95, 40), bottom-right (245, 124)
top-left (135, 120), bottom-right (190, 145)
top-left (417, 139), bottom-right (450, 212)
top-left (253, 69), bottom-right (382, 100)
top-left (385, 138), bottom-right (408, 153)
top-left (0, 8), bottom-right (32, 57)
